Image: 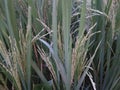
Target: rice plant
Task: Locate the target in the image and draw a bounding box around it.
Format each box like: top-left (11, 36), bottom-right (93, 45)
top-left (0, 0), bottom-right (120, 90)
top-left (90, 0), bottom-right (120, 90)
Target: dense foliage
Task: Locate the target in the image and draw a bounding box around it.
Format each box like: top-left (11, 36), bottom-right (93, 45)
top-left (0, 0), bottom-right (120, 90)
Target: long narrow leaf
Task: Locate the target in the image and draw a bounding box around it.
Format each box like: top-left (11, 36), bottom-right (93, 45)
top-left (26, 6), bottom-right (32, 90)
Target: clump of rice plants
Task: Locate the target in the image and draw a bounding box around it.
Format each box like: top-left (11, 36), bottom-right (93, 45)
top-left (0, 0), bottom-right (120, 90)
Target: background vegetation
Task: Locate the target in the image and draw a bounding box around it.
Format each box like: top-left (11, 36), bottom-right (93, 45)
top-left (0, 0), bottom-right (120, 90)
